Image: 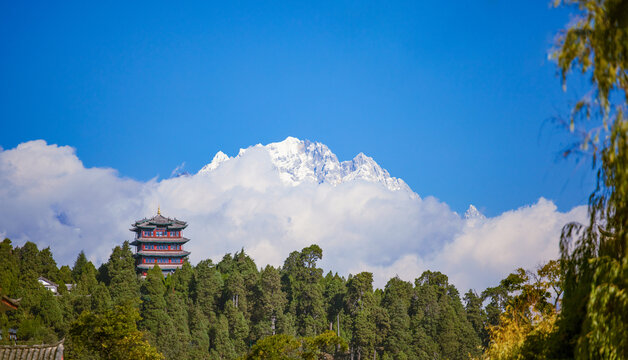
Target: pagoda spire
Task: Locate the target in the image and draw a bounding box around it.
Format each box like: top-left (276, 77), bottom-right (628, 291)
top-left (157, 205), bottom-right (161, 215)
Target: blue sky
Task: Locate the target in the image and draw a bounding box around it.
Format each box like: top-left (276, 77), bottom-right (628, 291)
top-left (0, 1), bottom-right (593, 216)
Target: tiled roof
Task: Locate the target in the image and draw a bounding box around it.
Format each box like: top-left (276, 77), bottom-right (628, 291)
top-left (0, 340), bottom-right (64, 360)
top-left (134, 250), bottom-right (190, 257)
top-left (37, 276), bottom-right (58, 287)
top-left (130, 237), bottom-right (190, 244)
top-left (131, 213), bottom-right (187, 230)
top-left (1, 295), bottom-right (20, 311)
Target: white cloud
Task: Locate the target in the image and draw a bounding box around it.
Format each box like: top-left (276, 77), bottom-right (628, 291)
top-left (0, 140), bottom-right (587, 292)
top-left (352, 199), bottom-right (587, 292)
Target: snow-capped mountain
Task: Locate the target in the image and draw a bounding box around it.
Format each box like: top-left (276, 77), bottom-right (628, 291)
top-left (198, 137), bottom-right (413, 193)
top-left (464, 205), bottom-right (485, 220)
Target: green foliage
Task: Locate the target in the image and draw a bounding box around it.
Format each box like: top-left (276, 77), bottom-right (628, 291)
top-left (103, 241), bottom-right (140, 307)
top-left (281, 245), bottom-right (326, 338)
top-left (192, 259), bottom-right (222, 319)
top-left (140, 266), bottom-right (179, 357)
top-left (241, 331), bottom-right (348, 360)
top-left (2, 240), bottom-right (557, 359)
top-left (242, 334), bottom-right (302, 360)
top-left (547, 1), bottom-right (628, 358)
top-left (252, 265), bottom-right (287, 338)
top-left (0, 238), bottom-right (19, 295)
top-left (552, 0), bottom-right (628, 158)
top-left (66, 305), bottom-right (163, 360)
top-left (479, 263), bottom-right (562, 360)
top-left (381, 277), bottom-right (413, 359)
top-left (410, 271), bottom-right (481, 360)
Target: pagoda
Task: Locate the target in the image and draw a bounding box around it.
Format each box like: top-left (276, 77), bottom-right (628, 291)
top-left (130, 209), bottom-right (190, 277)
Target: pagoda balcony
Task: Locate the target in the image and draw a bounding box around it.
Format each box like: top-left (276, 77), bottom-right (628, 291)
top-left (136, 264), bottom-right (184, 270)
top-left (130, 237), bottom-right (190, 245)
top-left (133, 250), bottom-right (191, 257)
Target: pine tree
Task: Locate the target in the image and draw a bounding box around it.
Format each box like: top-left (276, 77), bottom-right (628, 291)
top-left (188, 303), bottom-right (210, 359)
top-left (140, 266), bottom-right (178, 359)
top-left (104, 241), bottom-right (140, 306)
top-left (464, 290), bottom-right (487, 347)
top-left (39, 247), bottom-right (60, 284)
top-left (0, 238), bottom-right (19, 295)
top-left (345, 272), bottom-right (378, 360)
top-left (224, 300), bottom-right (249, 356)
top-left (72, 251), bottom-right (92, 282)
top-left (322, 271), bottom-right (346, 334)
top-left (281, 245), bottom-right (326, 337)
top-left (252, 265), bottom-right (287, 338)
top-left (165, 291), bottom-right (190, 360)
top-left (210, 314), bottom-right (237, 360)
top-left (382, 276), bottom-right (413, 359)
top-left (192, 259), bottom-right (223, 319)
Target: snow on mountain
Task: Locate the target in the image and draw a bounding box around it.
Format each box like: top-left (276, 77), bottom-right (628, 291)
top-left (199, 151), bottom-right (230, 172)
top-left (464, 204), bottom-right (485, 220)
top-left (198, 136), bottom-right (413, 193)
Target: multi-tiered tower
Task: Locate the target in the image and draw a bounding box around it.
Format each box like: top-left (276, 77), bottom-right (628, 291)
top-left (130, 209), bottom-right (190, 277)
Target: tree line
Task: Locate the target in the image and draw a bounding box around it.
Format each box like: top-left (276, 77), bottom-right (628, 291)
top-left (1, 239), bottom-right (559, 359)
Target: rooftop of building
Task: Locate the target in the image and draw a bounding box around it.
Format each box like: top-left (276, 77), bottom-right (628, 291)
top-left (133, 250), bottom-right (191, 257)
top-left (0, 339), bottom-right (64, 360)
top-left (130, 236), bottom-right (190, 244)
top-left (131, 209), bottom-right (187, 230)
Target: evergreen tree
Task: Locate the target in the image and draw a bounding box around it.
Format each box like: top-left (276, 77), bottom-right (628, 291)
top-left (104, 241), bottom-right (140, 306)
top-left (192, 259), bottom-right (223, 319)
top-left (165, 291), bottom-right (190, 360)
top-left (39, 247), bottom-right (60, 283)
top-left (0, 238), bottom-right (19, 295)
top-left (322, 271), bottom-right (346, 334)
top-left (188, 303), bottom-right (210, 359)
top-left (210, 314), bottom-right (237, 360)
top-left (17, 241), bottom-right (42, 282)
top-left (224, 300), bottom-right (249, 356)
top-left (410, 271), bottom-right (481, 359)
top-left (169, 261), bottom-right (193, 298)
top-left (463, 290), bottom-right (487, 347)
top-left (281, 245), bottom-right (326, 337)
top-left (140, 266), bottom-right (178, 359)
top-left (58, 265), bottom-right (73, 285)
top-left (72, 251), bottom-right (92, 282)
top-left (345, 272), bottom-right (378, 360)
top-left (382, 276), bottom-right (413, 359)
top-left (252, 265), bottom-right (287, 338)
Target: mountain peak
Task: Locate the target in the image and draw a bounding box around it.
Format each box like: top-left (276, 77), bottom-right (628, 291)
top-left (199, 151), bottom-right (230, 173)
top-left (464, 205), bottom-right (485, 220)
top-left (198, 137), bottom-right (413, 194)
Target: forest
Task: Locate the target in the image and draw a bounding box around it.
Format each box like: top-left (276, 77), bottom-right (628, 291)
top-left (0, 239), bottom-right (561, 360)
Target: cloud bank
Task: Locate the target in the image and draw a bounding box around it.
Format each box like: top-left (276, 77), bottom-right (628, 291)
top-left (0, 140), bottom-right (587, 292)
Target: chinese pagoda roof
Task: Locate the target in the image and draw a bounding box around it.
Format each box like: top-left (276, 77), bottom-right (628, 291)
top-left (133, 250), bottom-right (191, 257)
top-left (1, 295), bottom-right (20, 312)
top-left (0, 339), bottom-right (64, 360)
top-left (131, 213), bottom-right (187, 230)
top-left (130, 237), bottom-right (190, 245)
